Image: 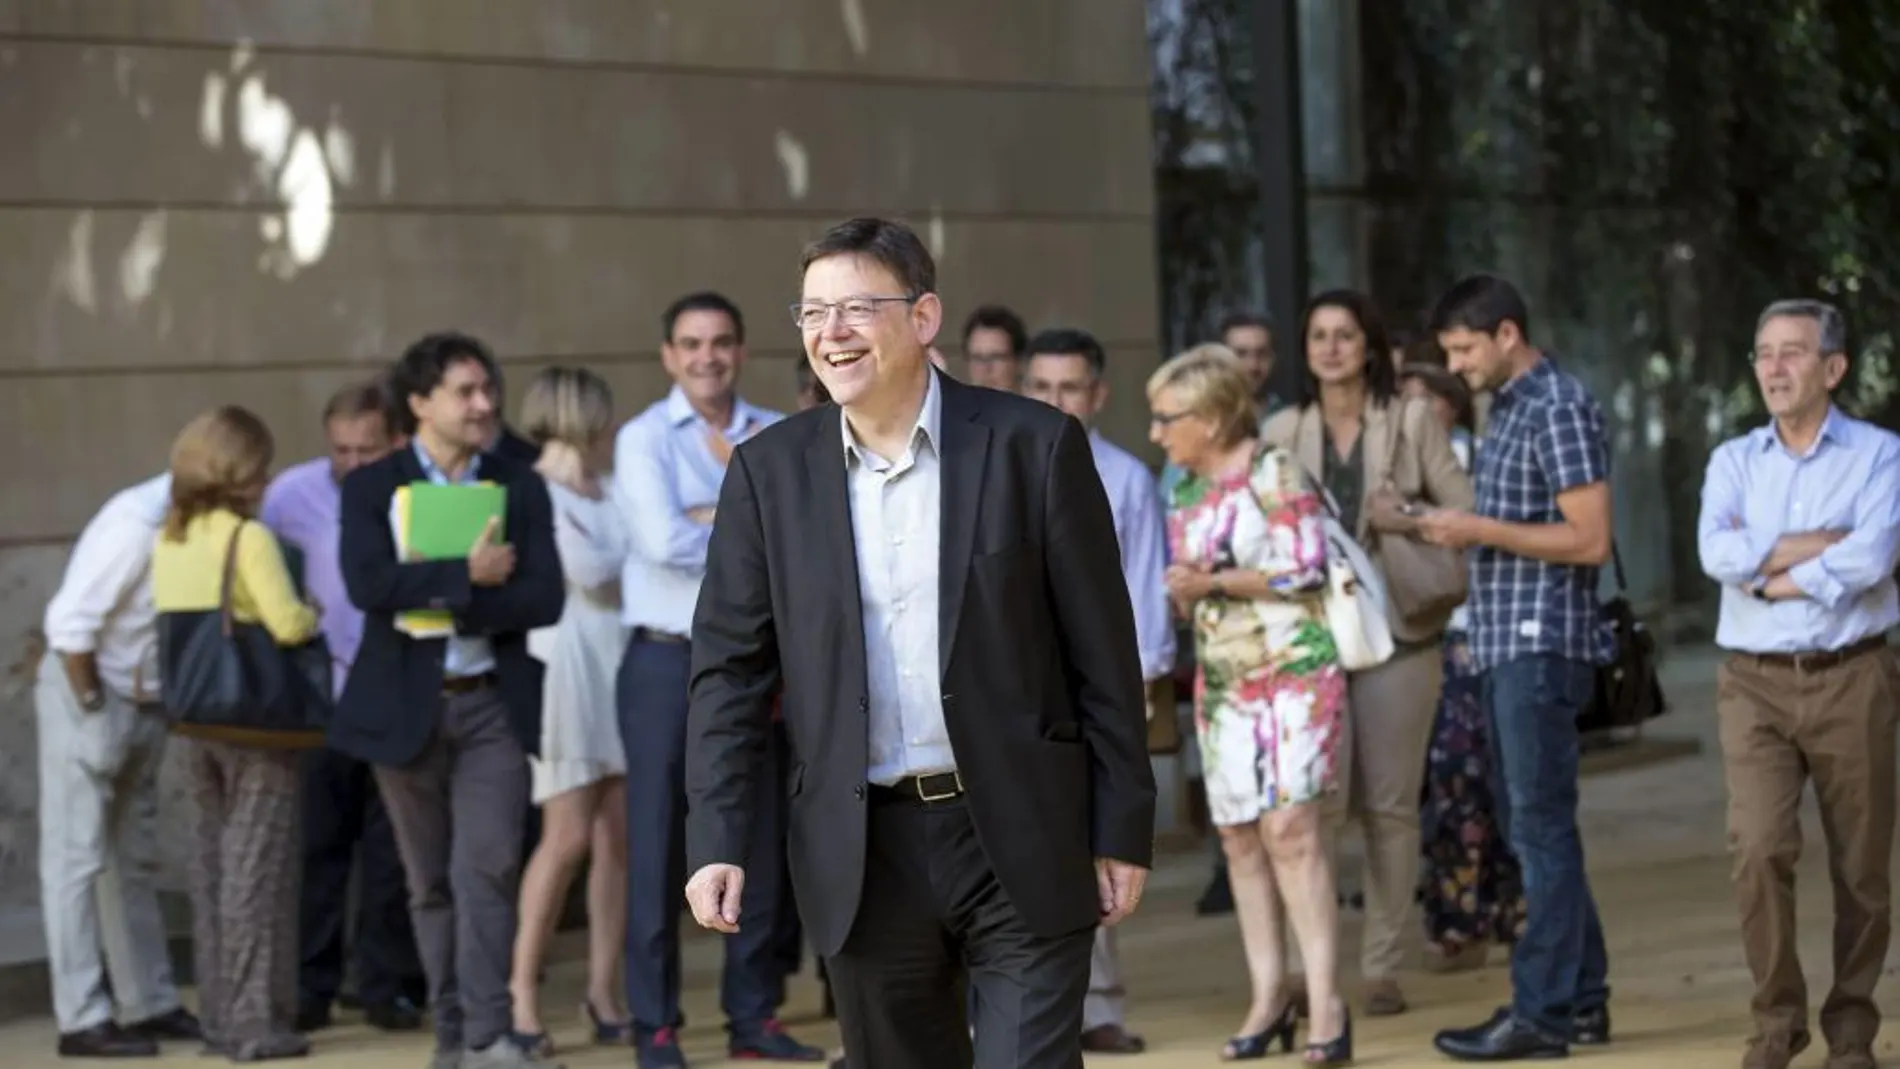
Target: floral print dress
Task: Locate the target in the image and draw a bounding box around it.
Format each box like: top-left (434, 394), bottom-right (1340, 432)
top-left (1168, 444), bottom-right (1347, 826)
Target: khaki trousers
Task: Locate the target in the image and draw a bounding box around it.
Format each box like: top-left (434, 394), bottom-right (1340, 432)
top-left (1717, 642), bottom-right (1897, 1049)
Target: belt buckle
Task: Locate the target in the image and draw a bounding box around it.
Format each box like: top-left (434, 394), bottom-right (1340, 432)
top-left (915, 771), bottom-right (963, 803)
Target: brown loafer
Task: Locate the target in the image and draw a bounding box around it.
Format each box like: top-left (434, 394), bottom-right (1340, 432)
top-left (1080, 1024), bottom-right (1147, 1054)
top-left (1363, 978), bottom-right (1407, 1017)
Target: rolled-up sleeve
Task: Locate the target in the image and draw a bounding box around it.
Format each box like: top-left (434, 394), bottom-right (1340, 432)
top-left (1696, 442), bottom-right (1775, 588)
top-left (43, 517), bottom-right (148, 655)
top-left (1787, 434), bottom-right (1900, 609)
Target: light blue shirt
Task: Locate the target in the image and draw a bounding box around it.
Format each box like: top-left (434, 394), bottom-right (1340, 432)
top-left (615, 386), bottom-right (783, 635)
top-left (1090, 432), bottom-right (1176, 682)
top-left (410, 441), bottom-right (496, 678)
top-left (850, 370), bottom-right (953, 785)
top-left (1697, 406), bottom-right (1900, 654)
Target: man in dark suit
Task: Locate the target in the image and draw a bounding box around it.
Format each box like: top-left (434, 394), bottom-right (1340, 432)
top-left (683, 217), bottom-right (1156, 1069)
top-left (333, 332), bottom-right (565, 1069)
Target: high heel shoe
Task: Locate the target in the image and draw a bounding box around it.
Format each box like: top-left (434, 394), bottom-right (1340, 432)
top-left (583, 1001), bottom-right (632, 1046)
top-left (1304, 1008), bottom-right (1353, 1066)
top-left (1220, 1001), bottom-right (1299, 1060)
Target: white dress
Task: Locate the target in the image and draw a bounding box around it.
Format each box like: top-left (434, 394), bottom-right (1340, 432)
top-left (528, 480), bottom-right (630, 804)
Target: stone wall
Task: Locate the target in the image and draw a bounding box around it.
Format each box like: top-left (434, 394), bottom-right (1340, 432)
top-left (0, 0), bottom-right (1160, 966)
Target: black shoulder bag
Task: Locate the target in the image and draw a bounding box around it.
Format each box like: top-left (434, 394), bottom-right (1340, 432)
top-left (157, 520), bottom-right (333, 747)
top-left (1577, 543), bottom-right (1668, 734)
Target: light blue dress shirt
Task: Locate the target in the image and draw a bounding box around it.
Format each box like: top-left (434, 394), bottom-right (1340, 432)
top-left (1090, 432), bottom-right (1177, 682)
top-left (1697, 406), bottom-right (1900, 654)
top-left (409, 441), bottom-right (496, 678)
top-left (615, 386), bottom-right (783, 636)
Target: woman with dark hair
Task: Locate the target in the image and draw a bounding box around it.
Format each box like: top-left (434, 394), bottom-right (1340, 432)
top-left (1262, 290), bottom-right (1474, 1018)
top-left (151, 406), bottom-right (322, 1062)
top-left (1398, 364), bottom-right (1524, 971)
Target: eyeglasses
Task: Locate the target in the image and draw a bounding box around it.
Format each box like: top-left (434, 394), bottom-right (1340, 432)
top-left (1150, 410), bottom-right (1192, 426)
top-left (789, 295), bottom-right (916, 331)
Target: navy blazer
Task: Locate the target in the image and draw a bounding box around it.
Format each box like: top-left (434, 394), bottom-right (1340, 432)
top-left (330, 445), bottom-right (562, 767)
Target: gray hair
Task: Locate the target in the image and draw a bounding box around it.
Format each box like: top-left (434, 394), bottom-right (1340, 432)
top-left (1756, 299), bottom-right (1847, 356)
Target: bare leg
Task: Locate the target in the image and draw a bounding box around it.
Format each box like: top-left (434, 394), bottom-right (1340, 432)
top-left (1219, 822), bottom-right (1288, 1039)
top-left (1263, 801), bottom-right (1343, 1045)
top-left (584, 778), bottom-right (629, 1022)
top-left (508, 783), bottom-right (599, 1037)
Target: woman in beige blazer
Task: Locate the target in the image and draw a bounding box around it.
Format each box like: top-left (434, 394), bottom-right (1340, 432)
top-left (1261, 290), bottom-right (1474, 1018)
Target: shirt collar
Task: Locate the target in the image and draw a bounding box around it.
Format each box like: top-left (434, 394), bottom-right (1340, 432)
top-left (1753, 404), bottom-right (1849, 457)
top-left (665, 384), bottom-right (756, 437)
top-left (841, 367), bottom-right (943, 469)
top-left (1494, 353), bottom-right (1558, 406)
top-left (412, 439), bottom-right (481, 484)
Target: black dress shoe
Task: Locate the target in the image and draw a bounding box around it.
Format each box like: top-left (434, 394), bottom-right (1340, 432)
top-left (294, 1004), bottom-right (333, 1033)
top-left (364, 997), bottom-right (424, 1032)
top-left (1434, 1009), bottom-right (1568, 1061)
top-left (1571, 1004), bottom-right (1609, 1045)
top-left (126, 1008), bottom-right (204, 1042)
top-left (58, 1022), bottom-right (159, 1058)
top-left (1196, 872), bottom-right (1235, 916)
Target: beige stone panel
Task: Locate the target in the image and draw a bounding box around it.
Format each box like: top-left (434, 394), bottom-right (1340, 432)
top-left (0, 40), bottom-right (1153, 218)
top-left (0, 207), bottom-right (1158, 373)
top-left (0, 0), bottom-right (1149, 90)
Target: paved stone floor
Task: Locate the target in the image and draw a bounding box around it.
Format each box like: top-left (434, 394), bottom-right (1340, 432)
top-left (8, 645), bottom-right (1899, 1067)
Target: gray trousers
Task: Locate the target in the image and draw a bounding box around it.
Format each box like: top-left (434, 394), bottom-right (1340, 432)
top-left (1082, 927), bottom-right (1126, 1031)
top-left (34, 652), bottom-right (182, 1034)
top-left (375, 687), bottom-right (528, 1052)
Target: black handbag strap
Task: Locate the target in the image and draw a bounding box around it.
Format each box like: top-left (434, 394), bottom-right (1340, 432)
top-left (1609, 540), bottom-right (1629, 594)
top-left (218, 520), bottom-right (246, 637)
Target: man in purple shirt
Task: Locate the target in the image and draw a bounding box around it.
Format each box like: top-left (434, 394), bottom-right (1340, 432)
top-left (262, 379), bottom-right (426, 1033)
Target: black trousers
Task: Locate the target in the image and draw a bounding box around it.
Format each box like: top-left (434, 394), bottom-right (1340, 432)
top-left (297, 746), bottom-right (424, 1010)
top-left (826, 795), bottom-right (1094, 1069)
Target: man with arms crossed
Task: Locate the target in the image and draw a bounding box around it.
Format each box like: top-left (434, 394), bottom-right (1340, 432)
top-left (1697, 300), bottom-right (1900, 1069)
top-left (38, 473), bottom-right (202, 1058)
top-left (614, 292), bottom-right (821, 1067)
top-left (1415, 275), bottom-right (1613, 1060)
top-left (263, 379), bottom-right (425, 1033)
top-left (682, 217), bottom-right (1155, 1069)
top-left (1020, 326), bottom-right (1174, 1055)
top-left (332, 333), bottom-right (565, 1069)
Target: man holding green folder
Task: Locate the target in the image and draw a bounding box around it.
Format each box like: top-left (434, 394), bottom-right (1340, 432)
top-left (333, 332), bottom-right (565, 1069)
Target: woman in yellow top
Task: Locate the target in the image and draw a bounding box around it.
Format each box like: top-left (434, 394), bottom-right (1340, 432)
top-left (150, 406), bottom-right (318, 1063)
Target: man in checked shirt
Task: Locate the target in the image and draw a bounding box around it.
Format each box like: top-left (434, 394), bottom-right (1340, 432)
top-left (1413, 275), bottom-right (1615, 1062)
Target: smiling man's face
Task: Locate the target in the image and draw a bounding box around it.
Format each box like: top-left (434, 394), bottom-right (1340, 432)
top-left (800, 253), bottom-right (938, 410)
top-left (662, 308), bottom-right (744, 408)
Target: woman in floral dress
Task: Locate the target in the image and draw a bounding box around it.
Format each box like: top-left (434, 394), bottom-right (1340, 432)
top-left (1399, 364), bottom-right (1525, 968)
top-left (1149, 345), bottom-right (1352, 1066)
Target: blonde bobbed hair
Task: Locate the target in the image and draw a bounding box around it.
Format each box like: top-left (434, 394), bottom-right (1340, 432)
top-left (1145, 342), bottom-right (1259, 448)
top-left (165, 406), bottom-right (275, 541)
top-left (518, 366), bottom-right (615, 448)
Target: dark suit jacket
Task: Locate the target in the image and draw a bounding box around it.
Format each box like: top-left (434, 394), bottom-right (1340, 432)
top-left (492, 425), bottom-right (542, 466)
top-left (685, 373), bottom-right (1156, 958)
top-left (330, 446), bottom-right (563, 767)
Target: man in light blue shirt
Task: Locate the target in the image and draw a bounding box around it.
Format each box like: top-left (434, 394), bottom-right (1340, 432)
top-left (612, 292), bottom-right (820, 1066)
top-left (1020, 327), bottom-right (1174, 1056)
top-left (1696, 298), bottom-right (1900, 1069)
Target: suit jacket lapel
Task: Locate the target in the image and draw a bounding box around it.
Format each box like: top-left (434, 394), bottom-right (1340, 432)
top-left (937, 379), bottom-right (990, 672)
top-left (1357, 401), bottom-right (1394, 540)
top-left (805, 416), bottom-right (869, 694)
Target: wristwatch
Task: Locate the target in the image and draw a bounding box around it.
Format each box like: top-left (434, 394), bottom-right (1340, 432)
top-left (1746, 578), bottom-right (1769, 601)
top-left (1210, 576), bottom-right (1226, 599)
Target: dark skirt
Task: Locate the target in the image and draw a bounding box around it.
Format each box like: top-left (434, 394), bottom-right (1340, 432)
top-left (1417, 629), bottom-right (1526, 950)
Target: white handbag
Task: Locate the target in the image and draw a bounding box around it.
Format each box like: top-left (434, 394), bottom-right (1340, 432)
top-left (1311, 485), bottom-right (1396, 672)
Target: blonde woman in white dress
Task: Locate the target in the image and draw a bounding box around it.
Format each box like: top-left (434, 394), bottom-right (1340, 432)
top-left (507, 368), bottom-right (633, 1052)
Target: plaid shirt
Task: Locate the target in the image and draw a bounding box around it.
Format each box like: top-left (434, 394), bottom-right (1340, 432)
top-left (1467, 356), bottom-right (1616, 670)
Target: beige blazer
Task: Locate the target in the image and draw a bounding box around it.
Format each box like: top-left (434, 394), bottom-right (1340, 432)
top-left (1259, 394), bottom-right (1475, 542)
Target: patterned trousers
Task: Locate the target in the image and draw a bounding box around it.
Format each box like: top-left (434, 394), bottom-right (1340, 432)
top-left (185, 740), bottom-right (302, 1056)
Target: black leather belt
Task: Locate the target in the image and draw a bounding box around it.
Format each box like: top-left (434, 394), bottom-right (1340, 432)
top-left (633, 627), bottom-right (689, 645)
top-left (1747, 635), bottom-right (1888, 672)
top-left (869, 771), bottom-right (965, 805)
top-left (442, 671), bottom-right (498, 695)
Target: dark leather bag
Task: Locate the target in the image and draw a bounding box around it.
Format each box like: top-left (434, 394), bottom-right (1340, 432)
top-left (157, 521), bottom-right (332, 748)
top-left (1578, 544), bottom-right (1667, 733)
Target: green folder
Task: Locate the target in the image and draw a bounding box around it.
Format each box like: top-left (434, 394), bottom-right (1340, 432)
top-left (405, 481), bottom-right (508, 559)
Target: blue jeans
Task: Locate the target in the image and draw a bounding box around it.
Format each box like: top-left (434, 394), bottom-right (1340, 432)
top-left (1481, 653), bottom-right (1611, 1035)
